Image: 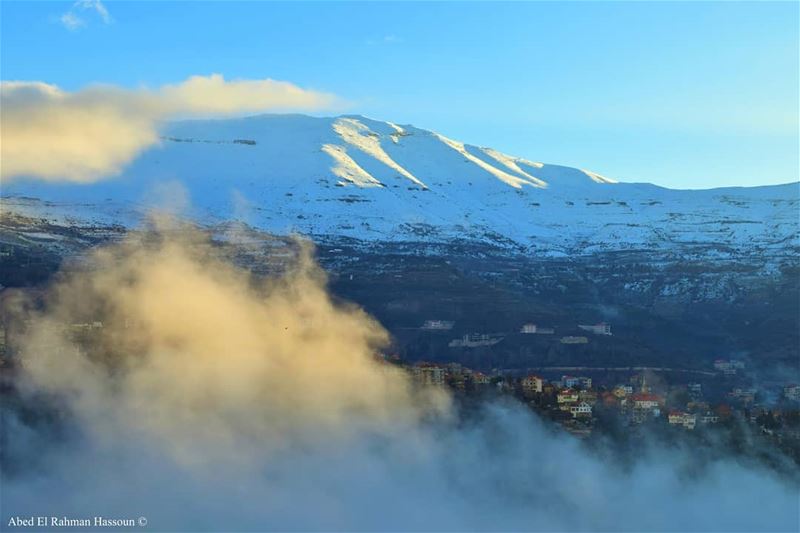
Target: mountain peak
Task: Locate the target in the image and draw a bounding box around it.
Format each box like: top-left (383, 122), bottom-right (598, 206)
top-left (2, 112), bottom-right (798, 256)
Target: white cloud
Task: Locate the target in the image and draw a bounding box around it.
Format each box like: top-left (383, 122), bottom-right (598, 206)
top-left (59, 11), bottom-right (86, 31)
top-left (0, 75), bottom-right (340, 183)
top-left (60, 0), bottom-right (113, 31)
top-left (83, 0), bottom-right (112, 24)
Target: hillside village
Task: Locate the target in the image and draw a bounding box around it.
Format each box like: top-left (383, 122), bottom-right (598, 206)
top-left (2, 310), bottom-right (798, 469)
top-left (385, 345), bottom-right (800, 465)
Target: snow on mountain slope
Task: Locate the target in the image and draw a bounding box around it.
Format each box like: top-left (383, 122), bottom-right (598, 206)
top-left (2, 113), bottom-right (798, 257)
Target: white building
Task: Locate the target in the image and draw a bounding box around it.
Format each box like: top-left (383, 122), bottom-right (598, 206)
top-left (570, 402), bottom-right (593, 418)
top-left (632, 393), bottom-right (664, 415)
top-left (668, 411), bottom-right (697, 430)
top-left (557, 389), bottom-right (579, 406)
top-left (613, 385), bottom-right (634, 398)
top-left (714, 359), bottom-right (745, 374)
top-left (699, 412), bottom-right (719, 424)
top-left (784, 385), bottom-right (800, 402)
top-left (449, 333), bottom-right (503, 348)
top-left (521, 375), bottom-right (544, 394)
top-left (412, 364), bottom-right (446, 387)
top-left (578, 323), bottom-right (612, 336)
top-left (422, 320), bottom-right (454, 331)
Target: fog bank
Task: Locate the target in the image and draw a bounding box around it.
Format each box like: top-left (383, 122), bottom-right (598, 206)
top-left (1, 226), bottom-right (797, 532)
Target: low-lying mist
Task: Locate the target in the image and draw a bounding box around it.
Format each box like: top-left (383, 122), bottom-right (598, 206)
top-left (1, 222), bottom-right (798, 532)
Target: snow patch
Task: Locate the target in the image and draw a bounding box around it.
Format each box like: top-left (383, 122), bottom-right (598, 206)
top-left (435, 133), bottom-right (542, 189)
top-left (332, 118), bottom-right (426, 187)
top-left (321, 144), bottom-right (383, 188)
top-left (582, 169), bottom-right (618, 184)
top-left (481, 147), bottom-right (547, 188)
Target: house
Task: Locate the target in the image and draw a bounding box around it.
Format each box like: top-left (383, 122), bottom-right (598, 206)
top-left (449, 333), bottom-right (503, 348)
top-left (784, 384), bottom-right (800, 402)
top-left (471, 372), bottom-right (492, 386)
top-left (578, 389), bottom-right (598, 405)
top-left (578, 323), bottom-right (612, 336)
top-left (632, 393), bottom-right (664, 416)
top-left (560, 375), bottom-right (592, 389)
top-left (668, 411), bottom-right (696, 430)
top-left (699, 412), bottom-right (719, 424)
top-left (560, 336), bottom-right (588, 344)
top-left (519, 324), bottom-right (555, 334)
top-left (557, 388), bottom-right (579, 408)
top-left (714, 359), bottom-right (745, 375)
top-left (570, 402), bottom-right (593, 418)
top-left (521, 375), bottom-right (544, 394)
top-left (411, 363), bottom-right (446, 387)
top-left (421, 320), bottom-right (454, 331)
top-left (613, 385), bottom-right (633, 398)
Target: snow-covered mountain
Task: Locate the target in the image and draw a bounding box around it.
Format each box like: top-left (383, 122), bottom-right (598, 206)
top-left (3, 113), bottom-right (798, 257)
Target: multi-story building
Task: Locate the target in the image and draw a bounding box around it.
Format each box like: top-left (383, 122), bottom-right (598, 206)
top-left (613, 385), bottom-right (633, 398)
top-left (668, 411), bottom-right (697, 430)
top-left (521, 375), bottom-right (544, 394)
top-left (557, 389), bottom-right (579, 409)
top-left (632, 393), bottom-right (664, 417)
top-left (411, 363), bottom-right (446, 387)
top-left (570, 402), bottom-right (593, 418)
top-left (784, 384), bottom-right (800, 402)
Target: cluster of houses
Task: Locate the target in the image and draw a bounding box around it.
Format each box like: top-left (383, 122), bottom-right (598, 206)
top-left (401, 357), bottom-right (800, 438)
top-left (407, 359), bottom-right (680, 427)
top-left (410, 361), bottom-right (491, 390)
top-left (667, 410), bottom-right (720, 430)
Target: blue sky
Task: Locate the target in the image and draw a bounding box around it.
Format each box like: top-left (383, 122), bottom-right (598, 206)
top-left (2, 1), bottom-right (797, 189)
